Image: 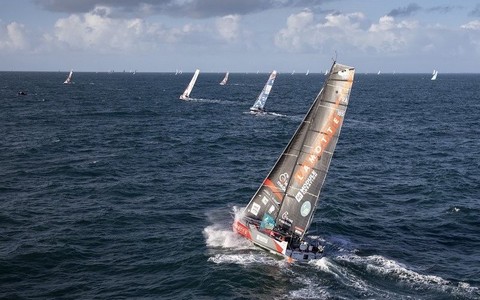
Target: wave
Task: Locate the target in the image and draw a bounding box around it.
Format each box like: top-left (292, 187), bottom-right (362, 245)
top-left (334, 254), bottom-right (479, 298)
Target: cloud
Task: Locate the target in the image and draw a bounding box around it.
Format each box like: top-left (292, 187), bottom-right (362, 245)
top-left (470, 4), bottom-right (480, 17)
top-left (387, 3), bottom-right (421, 17)
top-left (215, 15), bottom-right (241, 42)
top-left (461, 20), bottom-right (480, 30)
top-left (426, 6), bottom-right (461, 14)
top-left (47, 6), bottom-right (206, 52)
top-left (34, 0), bottom-right (333, 18)
top-left (274, 10), bottom-right (422, 54)
top-left (0, 21), bottom-right (29, 51)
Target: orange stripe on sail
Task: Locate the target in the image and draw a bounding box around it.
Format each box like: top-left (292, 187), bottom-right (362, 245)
top-left (264, 178), bottom-right (283, 201)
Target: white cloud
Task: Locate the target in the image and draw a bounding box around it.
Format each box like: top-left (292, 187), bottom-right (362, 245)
top-left (49, 5), bottom-right (207, 52)
top-left (274, 11), bottom-right (425, 54)
top-left (274, 10), bottom-right (366, 52)
top-left (461, 20), bottom-right (480, 30)
top-left (215, 14), bottom-right (241, 42)
top-left (0, 21), bottom-right (29, 51)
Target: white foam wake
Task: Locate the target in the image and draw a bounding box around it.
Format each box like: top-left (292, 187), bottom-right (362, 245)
top-left (336, 254), bottom-right (479, 297)
top-left (203, 224), bottom-right (252, 250)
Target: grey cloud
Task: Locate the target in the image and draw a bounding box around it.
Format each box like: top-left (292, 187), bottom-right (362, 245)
top-left (387, 3), bottom-right (421, 17)
top-left (426, 6), bottom-right (461, 14)
top-left (469, 4), bottom-right (480, 17)
top-left (34, 0), bottom-right (333, 18)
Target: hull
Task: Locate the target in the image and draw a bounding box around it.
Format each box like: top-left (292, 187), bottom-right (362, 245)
top-left (233, 219), bottom-right (323, 262)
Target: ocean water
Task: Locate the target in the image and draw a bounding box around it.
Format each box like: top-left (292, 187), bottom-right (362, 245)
top-left (1, 71), bottom-right (479, 299)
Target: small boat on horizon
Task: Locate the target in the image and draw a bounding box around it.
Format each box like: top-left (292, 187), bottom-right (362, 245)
top-left (179, 69), bottom-right (200, 100)
top-left (64, 69), bottom-right (73, 84)
top-left (219, 72), bottom-right (229, 85)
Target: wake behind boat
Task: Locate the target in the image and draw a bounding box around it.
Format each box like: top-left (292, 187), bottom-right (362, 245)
top-left (250, 70), bottom-right (277, 114)
top-left (233, 61), bottom-right (355, 262)
top-left (179, 69), bottom-right (200, 100)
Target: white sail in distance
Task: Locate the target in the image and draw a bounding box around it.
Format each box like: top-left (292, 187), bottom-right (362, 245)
top-left (179, 69), bottom-right (200, 100)
top-left (64, 69), bottom-right (73, 84)
top-left (219, 72), bottom-right (229, 85)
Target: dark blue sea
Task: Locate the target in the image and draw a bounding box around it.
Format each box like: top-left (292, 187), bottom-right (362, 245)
top-left (1, 70), bottom-right (479, 299)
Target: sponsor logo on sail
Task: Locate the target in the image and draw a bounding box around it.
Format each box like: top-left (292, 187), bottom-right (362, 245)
top-left (294, 108), bottom-right (343, 187)
top-left (295, 170), bottom-right (318, 202)
top-left (251, 203), bottom-right (260, 216)
top-left (281, 211), bottom-right (293, 225)
top-left (300, 201), bottom-right (312, 217)
top-left (277, 172), bottom-right (289, 192)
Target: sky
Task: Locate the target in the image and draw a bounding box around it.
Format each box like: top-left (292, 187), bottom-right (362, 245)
top-left (1, 0), bottom-right (480, 73)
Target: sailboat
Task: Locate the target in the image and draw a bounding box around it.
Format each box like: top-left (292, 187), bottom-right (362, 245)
top-left (63, 69), bottom-right (73, 84)
top-left (250, 70), bottom-right (277, 114)
top-left (431, 69), bottom-right (438, 80)
top-left (179, 69), bottom-right (200, 100)
top-left (305, 69), bottom-right (309, 76)
top-left (219, 72), bottom-right (229, 85)
top-left (324, 69), bottom-right (328, 75)
top-left (233, 61), bottom-right (355, 262)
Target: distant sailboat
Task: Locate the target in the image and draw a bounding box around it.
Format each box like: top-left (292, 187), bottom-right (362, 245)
top-left (306, 69), bottom-right (309, 75)
top-left (234, 61), bottom-right (355, 262)
top-left (250, 70), bottom-right (277, 114)
top-left (377, 70), bottom-right (381, 75)
top-left (179, 69), bottom-right (200, 100)
top-left (291, 70), bottom-right (295, 75)
top-left (324, 69), bottom-right (328, 75)
top-left (431, 70), bottom-right (438, 80)
top-left (63, 69), bottom-right (73, 84)
top-left (219, 72), bottom-right (229, 85)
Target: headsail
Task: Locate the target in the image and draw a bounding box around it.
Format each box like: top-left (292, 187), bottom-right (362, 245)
top-left (220, 72), bottom-right (229, 85)
top-left (179, 69), bottom-right (200, 100)
top-left (250, 70), bottom-right (277, 112)
top-left (64, 69), bottom-right (73, 84)
top-left (242, 62), bottom-right (355, 240)
top-left (431, 70), bottom-right (438, 81)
